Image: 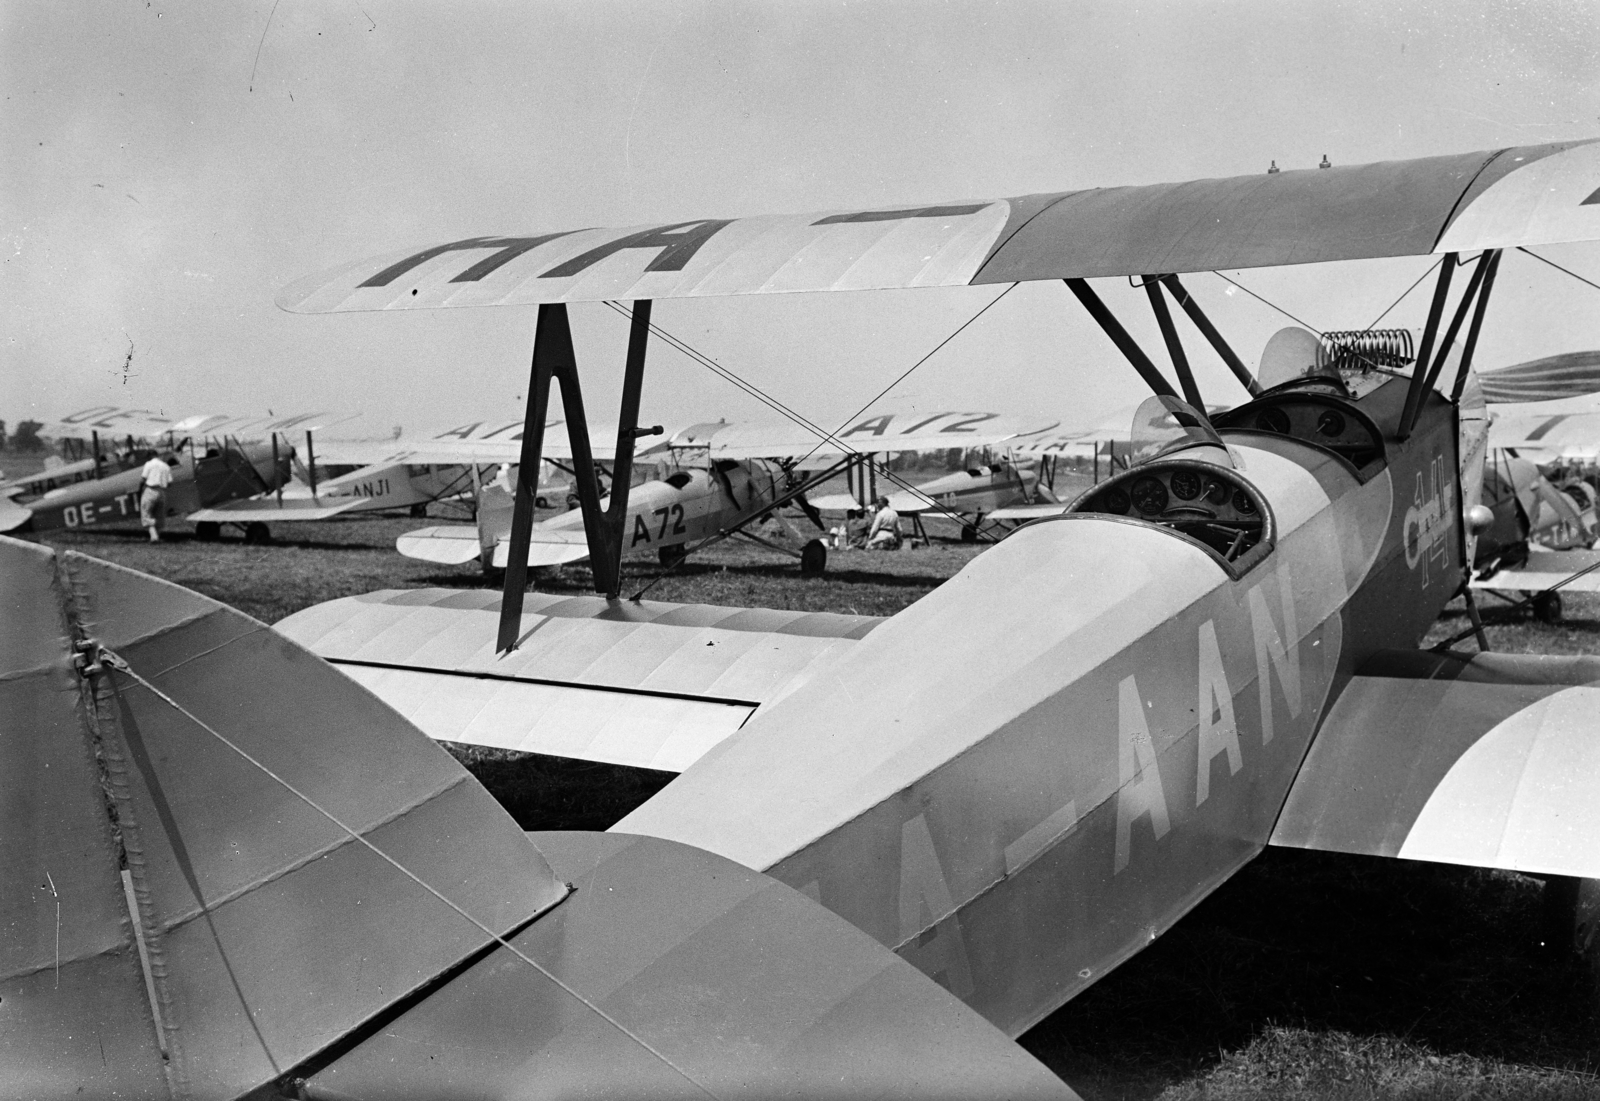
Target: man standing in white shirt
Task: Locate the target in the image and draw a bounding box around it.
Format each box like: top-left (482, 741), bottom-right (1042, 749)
top-left (138, 452), bottom-right (175, 542)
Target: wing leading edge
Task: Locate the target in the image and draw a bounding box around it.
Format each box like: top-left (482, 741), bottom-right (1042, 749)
top-left (279, 140), bottom-right (1600, 313)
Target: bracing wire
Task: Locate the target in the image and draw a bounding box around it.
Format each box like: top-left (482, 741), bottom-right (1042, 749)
top-left (1518, 246), bottom-right (1600, 295)
top-left (602, 299), bottom-right (1021, 538)
top-left (98, 647), bottom-right (719, 1098)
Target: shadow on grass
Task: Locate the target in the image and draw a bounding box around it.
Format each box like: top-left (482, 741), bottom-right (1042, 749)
top-left (1023, 848), bottom-right (1599, 1100)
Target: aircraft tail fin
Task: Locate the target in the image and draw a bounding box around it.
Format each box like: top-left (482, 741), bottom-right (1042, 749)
top-left (0, 535), bottom-right (565, 1098)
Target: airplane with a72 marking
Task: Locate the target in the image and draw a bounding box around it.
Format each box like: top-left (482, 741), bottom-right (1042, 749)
top-left (12, 139), bottom-right (1600, 1099)
top-left (395, 408), bottom-right (1065, 575)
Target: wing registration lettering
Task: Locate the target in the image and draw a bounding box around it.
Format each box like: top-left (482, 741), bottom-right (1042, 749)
top-left (812, 203), bottom-right (991, 226)
top-left (539, 220), bottom-right (735, 279)
top-left (359, 233), bottom-right (579, 287)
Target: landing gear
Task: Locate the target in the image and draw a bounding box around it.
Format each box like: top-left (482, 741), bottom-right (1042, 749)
top-left (409, 503), bottom-right (428, 518)
top-left (658, 545), bottom-right (688, 567)
top-left (960, 523), bottom-right (978, 543)
top-left (194, 521), bottom-right (221, 542)
top-left (800, 539), bottom-right (827, 577)
top-left (243, 522), bottom-right (272, 545)
top-left (1533, 591), bottom-right (1563, 624)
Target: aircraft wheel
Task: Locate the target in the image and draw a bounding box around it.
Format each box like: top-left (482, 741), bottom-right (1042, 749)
top-left (566, 494), bottom-right (581, 511)
top-left (960, 523), bottom-right (978, 543)
top-left (1533, 591), bottom-right (1564, 624)
top-left (194, 521), bottom-right (221, 542)
top-left (244, 521), bottom-right (272, 545)
top-left (658, 545), bottom-right (688, 567)
top-left (409, 503), bottom-right (428, 518)
top-left (800, 539), bottom-right (827, 577)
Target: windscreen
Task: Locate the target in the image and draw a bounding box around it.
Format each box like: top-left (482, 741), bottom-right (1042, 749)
top-left (1130, 395), bottom-right (1230, 466)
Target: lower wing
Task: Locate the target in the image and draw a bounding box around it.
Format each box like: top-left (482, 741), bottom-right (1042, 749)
top-left (1471, 548), bottom-right (1600, 593)
top-left (1272, 649), bottom-right (1600, 879)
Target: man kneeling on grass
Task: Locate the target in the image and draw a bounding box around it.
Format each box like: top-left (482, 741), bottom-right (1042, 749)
top-left (139, 451), bottom-right (174, 542)
top-left (867, 496), bottom-right (902, 550)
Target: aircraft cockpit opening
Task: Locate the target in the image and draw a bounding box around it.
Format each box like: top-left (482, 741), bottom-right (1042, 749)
top-left (1069, 459), bottom-right (1271, 571)
top-left (1214, 385), bottom-right (1387, 477)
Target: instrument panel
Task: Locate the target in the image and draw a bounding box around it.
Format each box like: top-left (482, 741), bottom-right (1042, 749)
top-left (1216, 394), bottom-right (1382, 469)
top-left (1073, 463), bottom-right (1266, 563)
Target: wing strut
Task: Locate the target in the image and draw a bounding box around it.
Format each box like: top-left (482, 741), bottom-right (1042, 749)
top-left (1159, 274), bottom-right (1262, 397)
top-left (1450, 250), bottom-right (1502, 402)
top-left (1063, 278), bottom-right (1179, 400)
top-left (496, 301), bottom-right (657, 652)
top-left (1419, 251), bottom-right (1493, 399)
top-left (599, 300), bottom-right (654, 597)
top-left (1398, 253), bottom-right (1457, 439)
top-left (497, 304), bottom-right (564, 653)
top-left (1142, 275), bottom-right (1204, 409)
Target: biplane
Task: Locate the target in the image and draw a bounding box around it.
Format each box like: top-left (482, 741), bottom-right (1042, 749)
top-left (0, 407), bottom-right (349, 541)
top-left (10, 138), bottom-right (1600, 1099)
top-left (398, 408), bottom-right (1063, 575)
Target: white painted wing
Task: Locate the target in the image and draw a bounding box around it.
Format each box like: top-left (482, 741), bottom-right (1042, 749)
top-left (39, 407), bottom-right (357, 441)
top-left (668, 410), bottom-right (1065, 461)
top-left (396, 525), bottom-right (484, 565)
top-left (190, 498), bottom-right (372, 522)
top-left (275, 589), bottom-right (881, 772)
top-left (1471, 548), bottom-right (1600, 594)
top-left (279, 141), bottom-right (1600, 313)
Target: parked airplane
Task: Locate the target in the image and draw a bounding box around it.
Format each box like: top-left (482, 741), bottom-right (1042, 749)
top-left (399, 409), bottom-right (1060, 574)
top-left (12, 138), bottom-right (1600, 1098)
top-left (809, 457), bottom-right (1057, 541)
top-left (0, 408), bottom-right (356, 540)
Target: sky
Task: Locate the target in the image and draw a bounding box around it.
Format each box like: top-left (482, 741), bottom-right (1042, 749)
top-left (4, 0), bottom-right (1600, 443)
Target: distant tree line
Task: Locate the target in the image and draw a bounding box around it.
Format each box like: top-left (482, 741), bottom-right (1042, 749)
top-left (0, 419), bottom-right (47, 453)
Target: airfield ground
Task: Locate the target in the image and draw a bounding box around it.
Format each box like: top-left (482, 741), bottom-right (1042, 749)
top-left (36, 514), bottom-right (1600, 1101)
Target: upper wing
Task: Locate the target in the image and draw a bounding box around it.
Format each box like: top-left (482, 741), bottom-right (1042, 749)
top-left (319, 420), bottom-right (641, 465)
top-left (669, 410), bottom-right (1065, 461)
top-left (38, 406), bottom-right (356, 440)
top-left (1272, 649), bottom-right (1600, 878)
top-left (1489, 399), bottom-right (1600, 457)
top-left (279, 140), bottom-right (1600, 313)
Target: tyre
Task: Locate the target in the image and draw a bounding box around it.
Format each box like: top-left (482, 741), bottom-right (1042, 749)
top-left (1533, 591), bottom-right (1563, 624)
top-left (960, 523), bottom-right (978, 543)
top-left (800, 539), bottom-right (827, 577)
top-left (658, 545), bottom-right (688, 567)
top-left (194, 521), bottom-right (221, 542)
top-left (409, 503), bottom-right (428, 518)
top-left (244, 521), bottom-right (271, 545)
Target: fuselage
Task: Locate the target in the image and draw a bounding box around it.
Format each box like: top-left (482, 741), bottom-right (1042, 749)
top-left (888, 461), bottom-right (1045, 518)
top-left (9, 441), bottom-right (288, 534)
top-left (617, 374), bottom-right (1463, 1035)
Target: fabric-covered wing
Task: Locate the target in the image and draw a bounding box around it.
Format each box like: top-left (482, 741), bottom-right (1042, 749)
top-left (38, 407), bottom-right (355, 441)
top-left (1471, 548), bottom-right (1600, 595)
top-left (1480, 350), bottom-right (1600, 404)
top-left (279, 140), bottom-right (1600, 312)
top-left (1272, 649), bottom-right (1600, 878)
top-left (1489, 402), bottom-right (1600, 457)
top-left (275, 588), bottom-right (882, 772)
top-left (668, 410), bottom-right (1064, 461)
top-left (987, 502), bottom-right (1073, 521)
top-left (188, 497), bottom-right (374, 522)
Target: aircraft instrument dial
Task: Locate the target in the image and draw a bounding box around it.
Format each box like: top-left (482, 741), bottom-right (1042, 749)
top-left (1130, 476), bottom-right (1168, 515)
top-left (1232, 488), bottom-right (1258, 515)
top-left (1101, 487), bottom-right (1131, 514)
top-left (1203, 479), bottom-right (1229, 506)
top-left (1169, 469), bottom-right (1202, 501)
top-left (1316, 409), bottom-right (1346, 437)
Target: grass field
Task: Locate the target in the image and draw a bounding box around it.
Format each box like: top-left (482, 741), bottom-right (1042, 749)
top-left (34, 512), bottom-right (1600, 1101)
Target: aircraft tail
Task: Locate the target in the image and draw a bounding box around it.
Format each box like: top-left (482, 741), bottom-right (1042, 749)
top-left (1, 535), bottom-right (1075, 1099)
top-left (0, 535), bottom-right (567, 1097)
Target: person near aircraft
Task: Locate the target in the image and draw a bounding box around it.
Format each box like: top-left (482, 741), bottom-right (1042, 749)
top-left (867, 495), bottom-right (902, 550)
top-left (137, 450), bottom-right (174, 541)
